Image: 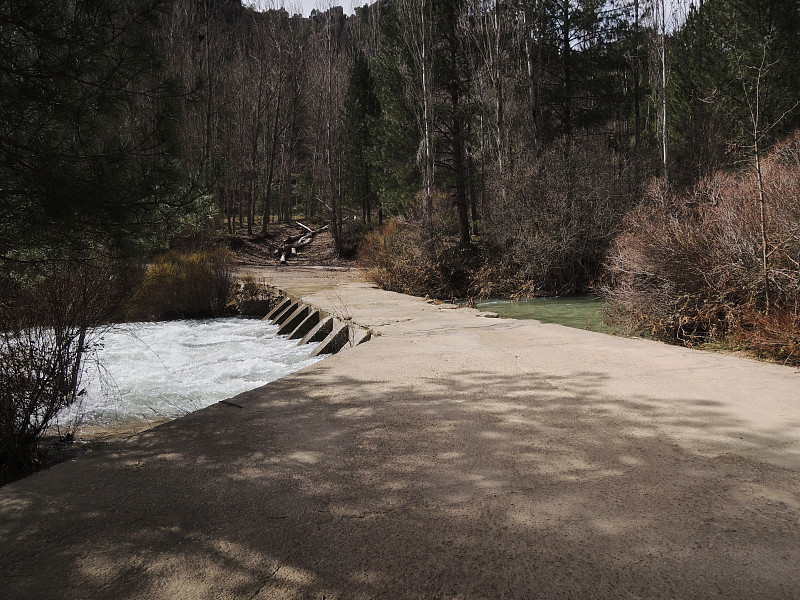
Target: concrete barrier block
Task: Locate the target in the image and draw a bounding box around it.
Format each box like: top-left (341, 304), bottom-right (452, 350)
top-left (337, 327), bottom-right (372, 354)
top-left (350, 328), bottom-right (371, 347)
top-left (288, 311), bottom-right (321, 340)
top-left (263, 297), bottom-right (291, 321)
top-left (277, 305), bottom-right (310, 336)
top-left (309, 322), bottom-right (350, 357)
top-left (272, 301), bottom-right (299, 326)
top-left (298, 316), bottom-right (334, 346)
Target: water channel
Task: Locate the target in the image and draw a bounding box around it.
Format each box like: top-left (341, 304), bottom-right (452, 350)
top-left (56, 318), bottom-right (323, 429)
top-left (474, 295), bottom-right (611, 333)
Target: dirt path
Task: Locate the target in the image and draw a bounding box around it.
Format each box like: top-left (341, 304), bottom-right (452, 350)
top-left (234, 222), bottom-right (352, 269)
top-left (2, 267), bottom-right (799, 599)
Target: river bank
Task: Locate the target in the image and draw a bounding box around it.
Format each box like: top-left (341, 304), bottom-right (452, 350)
top-left (2, 266), bottom-right (799, 599)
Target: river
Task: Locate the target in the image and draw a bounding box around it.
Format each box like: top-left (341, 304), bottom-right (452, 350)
top-left (473, 295), bottom-right (610, 333)
top-left (56, 317), bottom-right (323, 429)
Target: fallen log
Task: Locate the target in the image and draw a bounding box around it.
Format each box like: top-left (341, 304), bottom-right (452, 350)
top-left (274, 224), bottom-right (329, 264)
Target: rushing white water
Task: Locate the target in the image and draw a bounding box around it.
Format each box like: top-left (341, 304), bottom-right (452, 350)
top-left (56, 318), bottom-right (323, 427)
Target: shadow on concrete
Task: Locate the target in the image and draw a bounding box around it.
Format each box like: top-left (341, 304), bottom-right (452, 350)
top-left (1, 357), bottom-right (799, 599)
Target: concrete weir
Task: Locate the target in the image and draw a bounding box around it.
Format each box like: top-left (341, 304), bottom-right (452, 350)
top-left (263, 293), bottom-right (371, 356)
top-left (3, 267), bottom-right (800, 600)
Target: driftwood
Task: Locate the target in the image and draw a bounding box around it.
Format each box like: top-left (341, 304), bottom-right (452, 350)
top-left (275, 223), bottom-right (330, 264)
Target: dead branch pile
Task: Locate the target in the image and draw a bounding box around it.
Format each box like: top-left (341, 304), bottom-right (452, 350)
top-left (274, 223), bottom-right (330, 264)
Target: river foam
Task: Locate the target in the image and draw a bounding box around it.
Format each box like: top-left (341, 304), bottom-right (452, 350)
top-left (57, 318), bottom-right (323, 427)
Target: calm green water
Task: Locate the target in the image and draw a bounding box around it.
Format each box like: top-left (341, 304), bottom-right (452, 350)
top-left (474, 296), bottom-right (610, 333)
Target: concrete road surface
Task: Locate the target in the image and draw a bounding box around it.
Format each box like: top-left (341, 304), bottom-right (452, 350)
top-left (2, 267), bottom-right (799, 599)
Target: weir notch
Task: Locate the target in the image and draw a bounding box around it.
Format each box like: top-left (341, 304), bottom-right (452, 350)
top-left (263, 295), bottom-right (371, 357)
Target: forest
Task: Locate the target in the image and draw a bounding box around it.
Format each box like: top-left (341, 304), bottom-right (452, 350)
top-left (1, 0), bottom-right (799, 479)
top-left (152, 0), bottom-right (799, 333)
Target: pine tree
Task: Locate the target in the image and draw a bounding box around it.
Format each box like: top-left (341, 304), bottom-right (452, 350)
top-left (0, 0), bottom-right (198, 268)
top-left (341, 54), bottom-right (381, 224)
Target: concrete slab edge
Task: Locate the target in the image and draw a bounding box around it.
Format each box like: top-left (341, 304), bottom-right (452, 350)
top-left (263, 290), bottom-right (373, 357)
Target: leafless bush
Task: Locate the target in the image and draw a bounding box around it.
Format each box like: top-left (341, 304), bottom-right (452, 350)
top-left (361, 139), bottom-right (637, 300)
top-left (605, 131), bottom-right (800, 362)
top-left (0, 264), bottom-right (123, 483)
top-left (478, 137), bottom-right (638, 296)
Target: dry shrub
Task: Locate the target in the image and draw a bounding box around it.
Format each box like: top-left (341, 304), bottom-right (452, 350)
top-left (361, 138), bottom-right (636, 300)
top-left (733, 308), bottom-right (800, 365)
top-left (127, 247), bottom-right (234, 321)
top-left (229, 272), bottom-right (279, 317)
top-left (467, 260), bottom-right (540, 299)
top-left (0, 264), bottom-right (125, 483)
top-left (359, 219), bottom-right (446, 296)
top-left (605, 131), bottom-right (800, 362)
top-left (479, 136), bottom-right (638, 296)
top-left (359, 192), bottom-right (475, 298)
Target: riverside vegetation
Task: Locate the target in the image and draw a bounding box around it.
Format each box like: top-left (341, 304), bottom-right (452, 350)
top-left (2, 0), bottom-right (799, 481)
top-left (0, 247), bottom-right (275, 484)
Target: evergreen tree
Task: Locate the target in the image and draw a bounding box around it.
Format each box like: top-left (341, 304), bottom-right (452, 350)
top-left (432, 0), bottom-right (474, 247)
top-left (341, 54), bottom-right (381, 223)
top-left (669, 0), bottom-right (800, 183)
top-left (371, 5), bottom-right (426, 217)
top-left (0, 0), bottom-right (199, 268)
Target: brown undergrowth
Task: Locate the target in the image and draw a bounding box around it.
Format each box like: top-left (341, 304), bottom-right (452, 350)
top-left (604, 131), bottom-right (800, 365)
top-left (126, 248), bottom-right (234, 321)
top-left (358, 192), bottom-right (478, 299)
top-left (359, 137), bottom-right (639, 300)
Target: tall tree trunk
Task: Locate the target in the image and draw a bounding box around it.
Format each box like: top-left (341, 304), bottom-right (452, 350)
top-left (249, 63), bottom-right (266, 236)
top-left (657, 0), bottom-right (668, 178)
top-left (494, 0), bottom-right (505, 176)
top-left (326, 9), bottom-right (340, 249)
top-left (633, 0), bottom-right (641, 152)
top-left (755, 137), bottom-right (770, 312)
top-left (262, 88), bottom-right (283, 234)
top-left (365, 163), bottom-right (372, 223)
top-left (561, 0), bottom-right (572, 160)
top-left (521, 0), bottom-right (540, 152)
top-left (421, 0), bottom-right (434, 218)
top-left (202, 0), bottom-right (215, 188)
top-left (449, 35), bottom-right (470, 248)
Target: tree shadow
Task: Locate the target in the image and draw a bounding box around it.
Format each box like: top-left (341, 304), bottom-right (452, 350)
top-left (2, 357), bottom-right (799, 599)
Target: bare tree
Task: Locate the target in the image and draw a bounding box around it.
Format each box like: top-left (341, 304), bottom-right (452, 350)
top-left (397, 0), bottom-right (436, 218)
top-left (731, 33), bottom-right (800, 312)
top-left (466, 0), bottom-right (507, 177)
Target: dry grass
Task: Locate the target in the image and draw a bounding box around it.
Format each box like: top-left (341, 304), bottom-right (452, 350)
top-left (126, 248), bottom-right (234, 321)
